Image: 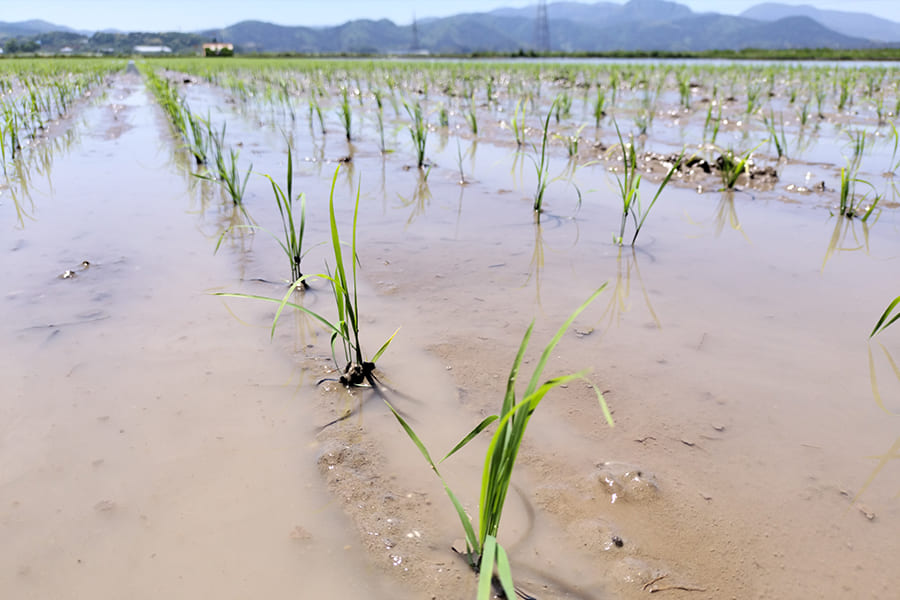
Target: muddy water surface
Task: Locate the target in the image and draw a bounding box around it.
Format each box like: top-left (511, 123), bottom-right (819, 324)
top-left (3, 69), bottom-right (900, 600)
top-left (2, 74), bottom-right (402, 600)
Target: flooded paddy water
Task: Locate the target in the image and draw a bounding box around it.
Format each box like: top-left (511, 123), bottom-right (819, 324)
top-left (2, 59), bottom-right (899, 599)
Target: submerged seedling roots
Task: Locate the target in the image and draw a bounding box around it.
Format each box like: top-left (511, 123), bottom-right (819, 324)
top-left (339, 360), bottom-right (376, 387)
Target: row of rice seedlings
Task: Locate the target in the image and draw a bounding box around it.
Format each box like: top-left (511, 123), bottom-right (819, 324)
top-left (141, 66), bottom-right (209, 165)
top-left (0, 59), bottom-right (116, 176)
top-left (151, 59), bottom-right (896, 227)
top-left (387, 286), bottom-right (613, 599)
top-left (145, 57), bottom-right (899, 130)
top-left (1, 66), bottom-right (107, 122)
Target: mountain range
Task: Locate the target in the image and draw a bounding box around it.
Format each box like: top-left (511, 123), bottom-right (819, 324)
top-left (2, 1), bottom-right (899, 55)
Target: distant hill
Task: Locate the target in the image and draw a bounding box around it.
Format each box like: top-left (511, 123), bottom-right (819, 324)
top-left (203, 19), bottom-right (411, 54)
top-left (0, 0), bottom-right (885, 55)
top-left (741, 3), bottom-right (900, 43)
top-left (0, 19), bottom-right (81, 39)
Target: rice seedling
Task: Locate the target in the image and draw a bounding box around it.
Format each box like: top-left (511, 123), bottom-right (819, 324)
top-left (717, 145), bottom-right (759, 190)
top-left (889, 122), bottom-right (900, 173)
top-left (870, 296), bottom-right (900, 337)
top-left (798, 100), bottom-right (811, 128)
top-left (456, 138), bottom-right (466, 185)
top-left (593, 88), bottom-right (606, 128)
top-left (815, 87), bottom-right (827, 118)
top-left (559, 124), bottom-right (585, 158)
top-left (553, 91), bottom-right (572, 123)
top-left (529, 98), bottom-right (555, 214)
top-left (372, 89), bottom-right (387, 153)
top-left (763, 111), bottom-right (788, 159)
top-left (837, 75), bottom-right (852, 111)
top-left (846, 129), bottom-right (866, 175)
top-left (746, 81), bottom-right (763, 115)
top-left (309, 96), bottom-right (327, 135)
top-left (338, 87), bottom-right (352, 141)
top-left (218, 167), bottom-right (397, 387)
top-left (404, 101), bottom-right (428, 169)
top-left (197, 123), bottom-right (253, 206)
top-left (677, 73), bottom-right (692, 109)
top-left (465, 96), bottom-right (479, 135)
top-left (703, 101), bottom-right (721, 145)
top-left (385, 287), bottom-right (612, 600)
top-left (836, 167), bottom-right (880, 220)
top-left (510, 99), bottom-right (525, 148)
top-left (612, 122), bottom-right (682, 246)
top-left (216, 142), bottom-right (311, 286)
top-left (184, 107), bottom-right (209, 165)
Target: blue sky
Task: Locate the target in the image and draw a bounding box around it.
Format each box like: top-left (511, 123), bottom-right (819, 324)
top-left (5, 0), bottom-right (899, 31)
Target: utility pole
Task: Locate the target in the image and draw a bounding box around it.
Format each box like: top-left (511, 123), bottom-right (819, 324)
top-left (535, 0), bottom-right (550, 52)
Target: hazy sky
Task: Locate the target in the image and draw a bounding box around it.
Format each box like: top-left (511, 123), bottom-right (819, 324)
top-left (5, 0), bottom-right (899, 32)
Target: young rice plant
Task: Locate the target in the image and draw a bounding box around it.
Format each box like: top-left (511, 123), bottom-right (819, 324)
top-left (386, 286), bottom-right (613, 599)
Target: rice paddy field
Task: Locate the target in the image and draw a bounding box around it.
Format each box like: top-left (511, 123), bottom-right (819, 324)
top-left (2, 56), bottom-right (899, 599)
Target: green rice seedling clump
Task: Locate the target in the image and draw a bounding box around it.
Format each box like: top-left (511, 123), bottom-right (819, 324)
top-left (612, 122), bottom-right (682, 246)
top-left (387, 287), bottom-right (612, 599)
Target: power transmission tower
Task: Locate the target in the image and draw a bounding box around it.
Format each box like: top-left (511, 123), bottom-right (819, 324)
top-left (411, 13), bottom-right (421, 51)
top-left (535, 0), bottom-right (550, 52)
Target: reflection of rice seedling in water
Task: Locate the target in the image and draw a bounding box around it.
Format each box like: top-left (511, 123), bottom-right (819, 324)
top-left (821, 211), bottom-right (874, 270)
top-left (870, 296), bottom-right (900, 338)
top-left (612, 122), bottom-right (682, 246)
top-left (386, 287), bottom-right (612, 600)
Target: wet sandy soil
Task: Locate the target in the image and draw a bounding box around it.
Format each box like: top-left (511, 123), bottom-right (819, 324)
top-left (3, 69), bottom-right (900, 599)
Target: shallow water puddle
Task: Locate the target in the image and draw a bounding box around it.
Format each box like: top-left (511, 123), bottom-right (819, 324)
top-left (1, 75), bottom-right (403, 600)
